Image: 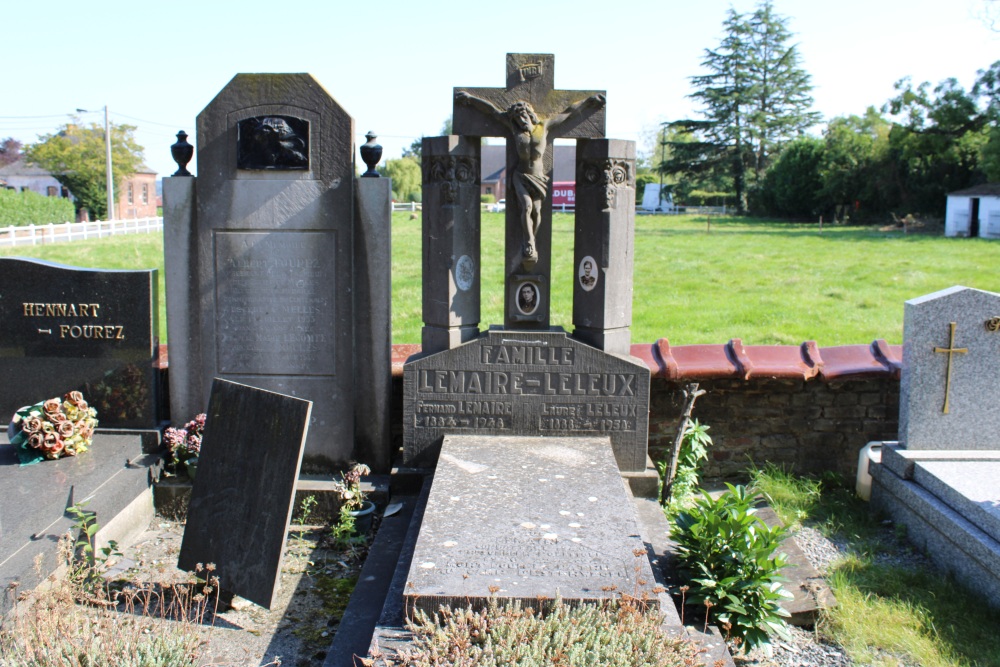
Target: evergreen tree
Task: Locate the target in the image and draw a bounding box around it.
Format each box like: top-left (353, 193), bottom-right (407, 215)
top-left (662, 1), bottom-right (819, 213)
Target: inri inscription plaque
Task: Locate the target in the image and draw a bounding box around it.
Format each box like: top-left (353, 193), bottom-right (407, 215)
top-left (215, 231), bottom-right (336, 376)
top-left (403, 329), bottom-right (650, 471)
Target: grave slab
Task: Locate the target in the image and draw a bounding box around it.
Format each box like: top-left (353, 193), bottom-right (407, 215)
top-left (911, 459), bottom-right (1000, 543)
top-left (403, 435), bottom-right (657, 615)
top-left (0, 258), bottom-right (161, 429)
top-left (403, 328), bottom-right (650, 472)
top-left (0, 431), bottom-right (152, 615)
top-left (899, 285), bottom-right (1000, 449)
top-left (178, 378), bottom-right (311, 609)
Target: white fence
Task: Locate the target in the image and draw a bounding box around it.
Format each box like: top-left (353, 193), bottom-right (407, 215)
top-left (0, 217), bottom-right (163, 247)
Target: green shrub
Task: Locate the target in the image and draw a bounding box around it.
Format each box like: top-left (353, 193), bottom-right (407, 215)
top-left (671, 484), bottom-right (792, 653)
top-left (404, 597), bottom-right (699, 666)
top-left (0, 188), bottom-right (75, 226)
top-left (480, 193), bottom-right (496, 204)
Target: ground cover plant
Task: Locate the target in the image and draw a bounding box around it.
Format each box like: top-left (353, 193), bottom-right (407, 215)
top-left (396, 597), bottom-right (700, 667)
top-left (3, 213), bottom-right (997, 346)
top-left (750, 465), bottom-right (1000, 667)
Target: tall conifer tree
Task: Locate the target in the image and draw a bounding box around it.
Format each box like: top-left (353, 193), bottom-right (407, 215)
top-left (662, 1), bottom-right (819, 213)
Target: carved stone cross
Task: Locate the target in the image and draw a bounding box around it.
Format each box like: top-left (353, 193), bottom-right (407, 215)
top-left (454, 53), bottom-right (606, 329)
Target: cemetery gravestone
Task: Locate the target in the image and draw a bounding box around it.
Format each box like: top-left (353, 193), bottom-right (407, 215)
top-left (872, 285), bottom-right (1000, 607)
top-left (178, 378), bottom-right (312, 609)
top-left (899, 285), bottom-right (1000, 449)
top-left (404, 435), bottom-right (657, 614)
top-left (0, 257), bottom-right (161, 429)
top-left (163, 73), bottom-right (392, 470)
top-left (404, 329), bottom-right (650, 472)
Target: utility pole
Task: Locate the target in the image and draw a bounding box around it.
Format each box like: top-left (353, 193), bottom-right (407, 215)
top-left (104, 105), bottom-right (114, 220)
top-left (76, 106), bottom-right (115, 220)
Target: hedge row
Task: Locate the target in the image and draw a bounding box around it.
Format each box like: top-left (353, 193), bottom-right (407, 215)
top-left (0, 188), bottom-right (75, 227)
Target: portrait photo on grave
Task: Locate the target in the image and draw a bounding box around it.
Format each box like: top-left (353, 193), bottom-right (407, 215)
top-left (516, 282), bottom-right (539, 315)
top-left (579, 256), bottom-right (598, 291)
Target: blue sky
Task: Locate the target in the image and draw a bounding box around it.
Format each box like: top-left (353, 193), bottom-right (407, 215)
top-left (2, 0), bottom-right (997, 179)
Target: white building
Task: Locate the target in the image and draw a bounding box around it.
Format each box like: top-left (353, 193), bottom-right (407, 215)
top-left (945, 183), bottom-right (1000, 238)
top-left (0, 159), bottom-right (68, 198)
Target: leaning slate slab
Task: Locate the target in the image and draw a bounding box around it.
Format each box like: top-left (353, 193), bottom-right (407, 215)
top-left (404, 435), bottom-right (657, 615)
top-left (0, 257), bottom-right (160, 428)
top-left (178, 378), bottom-right (311, 609)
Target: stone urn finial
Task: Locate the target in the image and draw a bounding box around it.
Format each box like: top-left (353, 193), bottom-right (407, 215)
top-left (170, 131), bottom-right (193, 177)
top-left (360, 131), bottom-right (382, 178)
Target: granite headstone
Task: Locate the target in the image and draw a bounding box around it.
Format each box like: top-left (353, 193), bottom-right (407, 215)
top-left (899, 285), bottom-right (1000, 449)
top-left (404, 434), bottom-right (657, 615)
top-left (0, 257), bottom-right (161, 429)
top-left (403, 328), bottom-right (650, 472)
top-left (178, 378), bottom-right (311, 609)
top-left (163, 74), bottom-right (363, 470)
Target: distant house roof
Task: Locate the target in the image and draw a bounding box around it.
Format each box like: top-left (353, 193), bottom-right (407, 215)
top-left (480, 144), bottom-right (577, 182)
top-left (948, 183), bottom-right (1000, 197)
top-left (0, 158), bottom-right (52, 178)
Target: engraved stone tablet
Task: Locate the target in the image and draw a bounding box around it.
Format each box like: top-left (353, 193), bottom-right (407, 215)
top-left (404, 435), bottom-right (657, 615)
top-left (179, 378), bottom-right (311, 609)
top-left (0, 258), bottom-right (161, 428)
top-left (214, 231), bottom-right (336, 375)
top-left (403, 329), bottom-right (650, 472)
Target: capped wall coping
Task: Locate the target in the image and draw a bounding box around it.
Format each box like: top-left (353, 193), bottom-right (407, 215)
top-left (387, 339), bottom-right (902, 382)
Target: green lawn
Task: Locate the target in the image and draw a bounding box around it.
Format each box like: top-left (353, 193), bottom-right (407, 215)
top-left (3, 214), bottom-right (998, 346)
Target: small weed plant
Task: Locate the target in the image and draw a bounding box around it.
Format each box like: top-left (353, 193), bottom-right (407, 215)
top-left (749, 462), bottom-right (821, 529)
top-left (660, 419), bottom-right (712, 513)
top-left (397, 596), bottom-right (700, 666)
top-left (671, 484), bottom-right (792, 653)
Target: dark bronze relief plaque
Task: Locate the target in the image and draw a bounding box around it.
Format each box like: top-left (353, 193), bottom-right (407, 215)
top-left (236, 116), bottom-right (309, 170)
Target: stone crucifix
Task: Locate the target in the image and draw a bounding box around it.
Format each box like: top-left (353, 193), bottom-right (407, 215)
top-left (454, 54), bottom-right (606, 328)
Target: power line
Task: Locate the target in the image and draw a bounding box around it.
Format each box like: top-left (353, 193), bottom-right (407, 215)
top-left (111, 111), bottom-right (187, 129)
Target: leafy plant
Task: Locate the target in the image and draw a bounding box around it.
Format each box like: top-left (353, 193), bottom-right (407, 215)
top-left (671, 483), bottom-right (792, 653)
top-left (660, 419), bottom-right (712, 512)
top-left (330, 462), bottom-right (372, 547)
top-left (401, 596), bottom-right (700, 666)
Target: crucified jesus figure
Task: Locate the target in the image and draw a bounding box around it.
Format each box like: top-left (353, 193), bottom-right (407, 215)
top-left (455, 91), bottom-right (606, 270)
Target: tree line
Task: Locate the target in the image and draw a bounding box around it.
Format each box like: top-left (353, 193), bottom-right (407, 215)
top-left (659, 0), bottom-right (1000, 221)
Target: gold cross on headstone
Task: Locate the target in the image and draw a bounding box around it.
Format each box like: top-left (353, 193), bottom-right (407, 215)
top-left (932, 321), bottom-right (967, 414)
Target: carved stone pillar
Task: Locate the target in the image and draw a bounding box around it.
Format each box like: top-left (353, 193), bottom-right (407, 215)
top-left (572, 139), bottom-right (636, 356)
top-left (421, 136), bottom-right (482, 354)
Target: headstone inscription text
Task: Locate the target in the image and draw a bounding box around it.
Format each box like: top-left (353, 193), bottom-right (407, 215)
top-left (214, 231), bottom-right (336, 375)
top-left (0, 258), bottom-right (160, 428)
top-left (404, 329), bottom-right (650, 471)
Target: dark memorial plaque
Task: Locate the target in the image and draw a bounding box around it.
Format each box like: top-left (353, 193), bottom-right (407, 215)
top-left (404, 435), bottom-right (657, 614)
top-left (236, 115), bottom-right (309, 170)
top-left (0, 258), bottom-right (160, 428)
top-left (214, 231), bottom-right (336, 375)
top-left (178, 378), bottom-right (312, 609)
top-left (403, 329), bottom-right (650, 472)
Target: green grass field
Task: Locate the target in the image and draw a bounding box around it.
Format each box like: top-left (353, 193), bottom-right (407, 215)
top-left (3, 214), bottom-right (997, 345)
